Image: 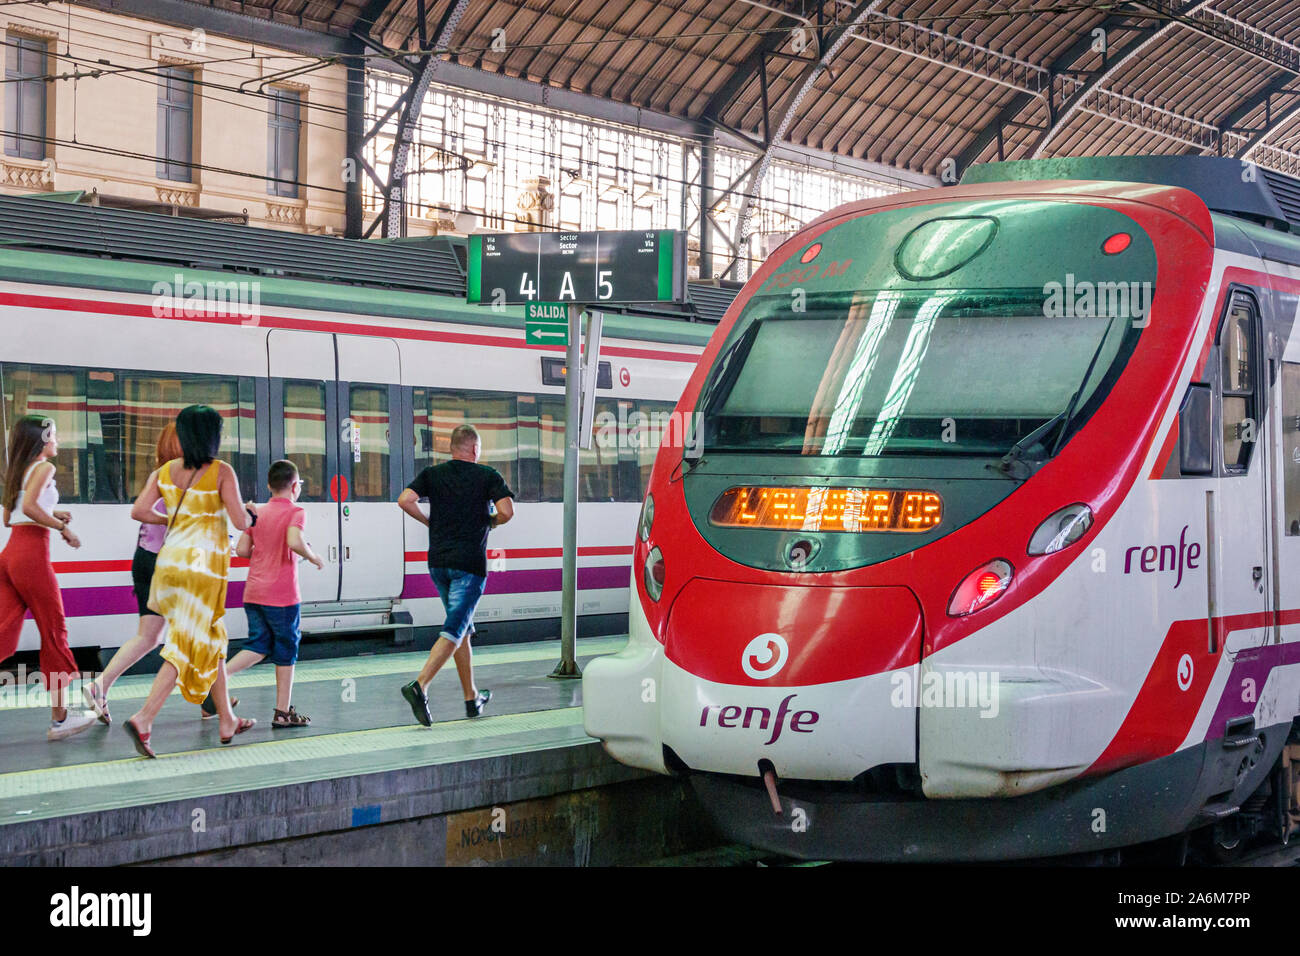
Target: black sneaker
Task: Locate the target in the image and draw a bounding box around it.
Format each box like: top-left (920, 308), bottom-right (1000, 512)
top-left (465, 689), bottom-right (492, 718)
top-left (401, 681), bottom-right (432, 727)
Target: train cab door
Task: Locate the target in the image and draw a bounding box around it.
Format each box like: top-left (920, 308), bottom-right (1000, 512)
top-left (336, 334), bottom-right (404, 601)
top-left (1212, 290), bottom-right (1272, 653)
top-left (266, 328), bottom-right (342, 605)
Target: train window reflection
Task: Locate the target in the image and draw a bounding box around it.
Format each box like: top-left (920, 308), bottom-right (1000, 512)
top-left (284, 380), bottom-right (327, 502)
top-left (701, 289), bottom-right (1141, 459)
top-left (413, 388), bottom-right (518, 493)
top-left (348, 384), bottom-right (390, 501)
top-left (1, 364), bottom-right (86, 503)
top-left (1284, 363), bottom-right (1300, 535)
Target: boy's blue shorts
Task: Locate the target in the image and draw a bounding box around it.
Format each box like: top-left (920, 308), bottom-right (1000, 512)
top-left (242, 603), bottom-right (302, 666)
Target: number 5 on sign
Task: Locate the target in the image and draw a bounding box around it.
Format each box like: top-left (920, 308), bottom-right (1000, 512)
top-left (520, 274), bottom-right (536, 299)
top-left (597, 270), bottom-right (612, 300)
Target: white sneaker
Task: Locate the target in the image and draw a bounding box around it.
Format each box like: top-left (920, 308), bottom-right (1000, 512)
top-left (48, 711), bottom-right (97, 741)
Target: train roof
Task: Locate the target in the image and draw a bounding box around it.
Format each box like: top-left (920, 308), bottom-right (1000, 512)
top-left (963, 156), bottom-right (1300, 242)
top-left (0, 194), bottom-right (738, 347)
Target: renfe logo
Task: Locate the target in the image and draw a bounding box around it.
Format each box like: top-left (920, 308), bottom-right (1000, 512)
top-left (700, 694), bottom-right (819, 745)
top-left (1124, 524), bottom-right (1201, 589)
top-left (742, 633), bottom-right (788, 680)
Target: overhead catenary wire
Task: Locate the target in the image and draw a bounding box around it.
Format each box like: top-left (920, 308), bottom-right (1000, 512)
top-left (0, 30), bottom-right (905, 227)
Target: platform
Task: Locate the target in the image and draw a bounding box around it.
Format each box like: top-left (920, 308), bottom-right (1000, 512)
top-left (0, 637), bottom-right (720, 866)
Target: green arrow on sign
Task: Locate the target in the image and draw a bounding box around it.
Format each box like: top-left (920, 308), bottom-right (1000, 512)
top-left (526, 322), bottom-right (568, 344)
top-left (525, 301), bottom-right (569, 346)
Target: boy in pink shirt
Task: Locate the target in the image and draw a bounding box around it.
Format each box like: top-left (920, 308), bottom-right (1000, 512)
top-left (228, 460), bottom-right (323, 727)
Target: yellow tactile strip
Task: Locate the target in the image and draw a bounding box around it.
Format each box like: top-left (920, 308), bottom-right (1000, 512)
top-left (0, 637), bottom-right (627, 710)
top-left (0, 706), bottom-right (587, 804)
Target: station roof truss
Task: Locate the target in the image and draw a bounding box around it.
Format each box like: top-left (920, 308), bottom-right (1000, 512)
top-left (69, 0), bottom-right (1300, 248)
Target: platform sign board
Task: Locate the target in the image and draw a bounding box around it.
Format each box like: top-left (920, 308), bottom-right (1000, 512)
top-left (525, 301), bottom-right (568, 345)
top-left (467, 230), bottom-right (685, 305)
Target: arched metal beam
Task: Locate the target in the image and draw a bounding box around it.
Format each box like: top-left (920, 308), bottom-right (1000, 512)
top-left (1235, 99), bottom-right (1300, 161)
top-left (1029, 0), bottom-right (1217, 159)
top-left (955, 9), bottom-right (1168, 173)
top-left (346, 0), bottom-right (403, 238)
top-left (723, 0), bottom-right (887, 278)
top-left (1219, 76), bottom-right (1298, 147)
top-left (375, 0), bottom-right (472, 238)
top-left (701, 3), bottom-right (821, 126)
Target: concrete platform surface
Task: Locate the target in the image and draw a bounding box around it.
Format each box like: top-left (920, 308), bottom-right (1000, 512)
top-left (0, 637), bottom-right (675, 865)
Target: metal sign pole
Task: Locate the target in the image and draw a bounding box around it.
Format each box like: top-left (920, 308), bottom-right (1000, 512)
top-left (551, 302), bottom-right (583, 678)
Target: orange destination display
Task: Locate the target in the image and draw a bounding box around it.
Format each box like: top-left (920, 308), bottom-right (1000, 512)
top-left (709, 486), bottom-right (942, 533)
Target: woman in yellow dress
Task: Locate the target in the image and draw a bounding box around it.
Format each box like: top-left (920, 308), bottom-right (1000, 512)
top-left (124, 405), bottom-right (258, 757)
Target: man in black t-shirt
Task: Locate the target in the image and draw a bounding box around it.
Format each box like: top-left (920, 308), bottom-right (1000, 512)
top-left (397, 424), bottom-right (515, 726)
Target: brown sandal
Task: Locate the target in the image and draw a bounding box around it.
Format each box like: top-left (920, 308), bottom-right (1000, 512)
top-left (124, 719), bottom-right (155, 759)
top-left (272, 706), bottom-right (311, 728)
top-left (220, 717), bottom-right (256, 744)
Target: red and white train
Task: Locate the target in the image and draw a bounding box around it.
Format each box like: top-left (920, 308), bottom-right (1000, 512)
top-left (584, 156), bottom-right (1300, 861)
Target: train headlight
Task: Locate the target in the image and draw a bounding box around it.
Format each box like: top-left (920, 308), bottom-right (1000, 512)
top-left (644, 546), bottom-right (665, 602)
top-left (638, 494), bottom-right (655, 542)
top-left (948, 559), bottom-right (1013, 617)
top-left (1027, 504), bottom-right (1093, 555)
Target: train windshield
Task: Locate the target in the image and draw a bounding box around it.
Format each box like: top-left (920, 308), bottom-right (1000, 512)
top-left (700, 287), bottom-right (1140, 458)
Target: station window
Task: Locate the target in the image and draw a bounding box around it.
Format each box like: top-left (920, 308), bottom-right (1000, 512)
top-left (1220, 295), bottom-right (1258, 474)
top-left (267, 88), bottom-right (300, 198)
top-left (348, 384), bottom-right (390, 501)
top-left (157, 66), bottom-right (195, 183)
top-left (283, 380), bottom-right (327, 502)
top-left (4, 36), bottom-right (47, 160)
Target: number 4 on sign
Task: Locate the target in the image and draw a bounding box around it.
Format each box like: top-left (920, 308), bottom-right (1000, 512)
top-left (520, 274), bottom-right (536, 298)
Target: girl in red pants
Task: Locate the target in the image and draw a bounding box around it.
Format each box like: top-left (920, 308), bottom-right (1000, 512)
top-left (0, 415), bottom-right (95, 740)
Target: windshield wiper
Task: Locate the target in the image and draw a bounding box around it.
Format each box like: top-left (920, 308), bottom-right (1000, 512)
top-left (990, 315), bottom-right (1120, 481)
top-left (990, 411), bottom-right (1069, 480)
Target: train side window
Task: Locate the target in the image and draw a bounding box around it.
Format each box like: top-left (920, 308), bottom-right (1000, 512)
top-left (1284, 363), bottom-right (1300, 535)
top-left (348, 384), bottom-right (390, 501)
top-left (540, 396), bottom-right (627, 502)
top-left (1220, 295), bottom-right (1258, 474)
top-left (412, 388), bottom-right (519, 493)
top-left (283, 380), bottom-right (327, 502)
top-left (0, 364), bottom-right (86, 503)
top-left (538, 397), bottom-right (566, 502)
top-left (515, 395), bottom-right (539, 501)
top-left (88, 369), bottom-right (123, 502)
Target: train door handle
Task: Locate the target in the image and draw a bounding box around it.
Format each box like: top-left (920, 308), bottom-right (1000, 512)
top-left (329, 545), bottom-right (338, 562)
top-left (345, 546), bottom-right (351, 560)
top-left (1253, 566), bottom-right (1264, 592)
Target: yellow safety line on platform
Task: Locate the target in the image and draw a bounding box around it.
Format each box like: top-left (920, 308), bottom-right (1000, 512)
top-left (0, 636), bottom-right (628, 711)
top-left (0, 706), bottom-right (587, 803)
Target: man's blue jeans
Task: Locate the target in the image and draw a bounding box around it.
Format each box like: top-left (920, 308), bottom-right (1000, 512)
top-left (429, 566), bottom-right (487, 647)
